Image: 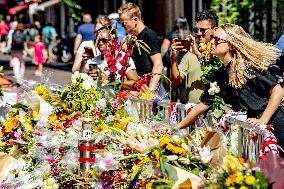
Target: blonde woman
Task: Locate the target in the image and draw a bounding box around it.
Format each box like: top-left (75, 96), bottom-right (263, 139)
top-left (72, 15), bottom-right (111, 73)
top-left (176, 23), bottom-right (284, 155)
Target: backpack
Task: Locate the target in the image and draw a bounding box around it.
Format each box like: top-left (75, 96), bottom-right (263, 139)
top-left (12, 32), bottom-right (25, 50)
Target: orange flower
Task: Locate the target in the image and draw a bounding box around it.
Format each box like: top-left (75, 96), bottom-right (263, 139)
top-left (11, 118), bottom-right (19, 130)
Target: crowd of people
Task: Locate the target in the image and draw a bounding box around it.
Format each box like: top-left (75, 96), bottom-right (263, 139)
top-left (70, 3), bottom-right (284, 156)
top-left (1, 2), bottom-right (284, 156)
top-left (0, 16), bottom-right (57, 79)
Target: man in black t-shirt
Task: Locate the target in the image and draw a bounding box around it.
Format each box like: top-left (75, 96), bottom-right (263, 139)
top-left (118, 3), bottom-right (163, 91)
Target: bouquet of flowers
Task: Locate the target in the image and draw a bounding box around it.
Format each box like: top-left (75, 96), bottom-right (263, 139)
top-left (204, 154), bottom-right (268, 189)
top-left (198, 42), bottom-right (222, 84)
top-left (0, 103), bottom-right (37, 156)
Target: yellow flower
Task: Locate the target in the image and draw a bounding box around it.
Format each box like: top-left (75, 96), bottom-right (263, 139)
top-left (228, 187), bottom-right (236, 189)
top-left (4, 120), bottom-right (13, 133)
top-left (225, 174), bottom-right (237, 186)
top-left (96, 123), bottom-right (107, 132)
top-left (236, 175), bottom-right (244, 184)
top-left (23, 123), bottom-right (33, 132)
top-left (48, 113), bottom-right (58, 122)
top-left (146, 182), bottom-right (152, 189)
top-left (51, 94), bottom-right (59, 102)
top-left (240, 186), bottom-right (248, 189)
top-left (165, 143), bottom-right (186, 155)
top-left (159, 136), bottom-right (171, 147)
top-left (245, 175), bottom-right (256, 185)
top-left (223, 154), bottom-right (243, 172)
top-left (33, 85), bottom-right (49, 100)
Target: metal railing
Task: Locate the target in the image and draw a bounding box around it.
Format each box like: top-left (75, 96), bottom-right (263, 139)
top-left (125, 96), bottom-right (265, 162)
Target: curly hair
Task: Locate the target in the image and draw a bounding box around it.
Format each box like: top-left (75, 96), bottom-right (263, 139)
top-left (220, 23), bottom-right (281, 89)
top-left (195, 10), bottom-right (218, 27)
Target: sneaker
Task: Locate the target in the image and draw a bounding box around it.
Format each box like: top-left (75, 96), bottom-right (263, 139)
top-left (35, 71), bottom-right (42, 77)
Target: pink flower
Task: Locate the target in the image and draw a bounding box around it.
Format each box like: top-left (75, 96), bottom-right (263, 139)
top-left (125, 50), bottom-right (131, 57)
top-left (109, 65), bottom-right (117, 73)
top-left (112, 101), bottom-right (120, 110)
top-left (105, 115), bottom-right (115, 122)
top-left (93, 108), bottom-right (101, 117)
top-left (103, 51), bottom-right (110, 57)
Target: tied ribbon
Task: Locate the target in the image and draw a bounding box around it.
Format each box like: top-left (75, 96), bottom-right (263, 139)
top-left (78, 146), bottom-right (96, 152)
top-left (78, 157), bottom-right (96, 163)
top-left (169, 102), bottom-right (180, 125)
top-left (259, 133), bottom-right (279, 159)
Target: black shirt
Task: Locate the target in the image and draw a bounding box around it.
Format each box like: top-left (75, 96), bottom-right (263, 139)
top-left (201, 65), bottom-right (278, 118)
top-left (132, 27), bottom-right (161, 76)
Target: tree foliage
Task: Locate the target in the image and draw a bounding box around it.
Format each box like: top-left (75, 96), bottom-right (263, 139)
top-left (210, 0), bottom-right (277, 42)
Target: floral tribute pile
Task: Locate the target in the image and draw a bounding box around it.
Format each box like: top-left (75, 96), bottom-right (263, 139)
top-left (0, 71), bottom-right (275, 189)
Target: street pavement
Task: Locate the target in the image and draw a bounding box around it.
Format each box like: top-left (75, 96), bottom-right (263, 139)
top-left (0, 54), bottom-right (73, 87)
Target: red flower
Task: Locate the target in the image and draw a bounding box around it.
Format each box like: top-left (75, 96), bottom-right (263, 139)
top-left (113, 40), bottom-right (119, 48)
top-left (73, 112), bottom-right (82, 120)
top-left (10, 132), bottom-right (17, 140)
top-left (63, 118), bottom-right (71, 128)
top-left (119, 59), bottom-right (125, 66)
top-left (109, 65), bottom-right (117, 73)
top-left (1, 127), bottom-right (5, 135)
top-left (116, 90), bottom-right (129, 102)
top-left (117, 69), bottom-right (123, 76)
top-left (117, 53), bottom-right (122, 59)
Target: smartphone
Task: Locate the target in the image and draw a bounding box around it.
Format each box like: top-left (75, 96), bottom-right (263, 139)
top-left (174, 39), bottom-right (191, 50)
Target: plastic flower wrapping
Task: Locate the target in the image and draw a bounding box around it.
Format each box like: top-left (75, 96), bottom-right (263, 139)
top-left (0, 70), bottom-right (276, 189)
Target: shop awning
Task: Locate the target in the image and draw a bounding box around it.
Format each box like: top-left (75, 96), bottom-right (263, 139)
top-left (36, 0), bottom-right (61, 11)
top-left (8, 3), bottom-right (29, 15)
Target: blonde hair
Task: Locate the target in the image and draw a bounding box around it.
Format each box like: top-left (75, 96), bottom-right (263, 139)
top-left (118, 2), bottom-right (141, 20)
top-left (95, 15), bottom-right (111, 28)
top-left (220, 23), bottom-right (281, 89)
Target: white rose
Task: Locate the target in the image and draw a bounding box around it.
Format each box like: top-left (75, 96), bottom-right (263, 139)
top-left (71, 71), bottom-right (79, 83)
top-left (198, 146), bottom-right (212, 163)
top-left (82, 80), bottom-right (92, 90)
top-left (178, 157), bottom-right (191, 165)
top-left (96, 98), bottom-right (107, 109)
top-left (181, 143), bottom-right (189, 152)
top-left (166, 155), bottom-right (178, 161)
top-left (208, 81), bottom-right (220, 95)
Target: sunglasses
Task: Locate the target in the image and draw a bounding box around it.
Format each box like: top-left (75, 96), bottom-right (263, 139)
top-left (193, 27), bottom-right (214, 34)
top-left (210, 35), bottom-right (228, 45)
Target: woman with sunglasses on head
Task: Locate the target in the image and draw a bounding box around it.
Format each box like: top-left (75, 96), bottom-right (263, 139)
top-left (86, 28), bottom-right (139, 89)
top-left (176, 23), bottom-right (284, 155)
top-left (72, 15), bottom-right (110, 73)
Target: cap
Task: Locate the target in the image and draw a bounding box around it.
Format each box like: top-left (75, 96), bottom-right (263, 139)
top-left (108, 13), bottom-right (119, 20)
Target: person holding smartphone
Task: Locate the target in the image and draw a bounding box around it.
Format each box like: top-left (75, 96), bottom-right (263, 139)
top-left (170, 10), bottom-right (218, 104)
top-left (85, 28), bottom-right (139, 89)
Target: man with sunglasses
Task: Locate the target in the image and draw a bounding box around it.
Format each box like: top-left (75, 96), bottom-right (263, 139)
top-left (118, 3), bottom-right (163, 92)
top-left (170, 10), bottom-right (218, 104)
